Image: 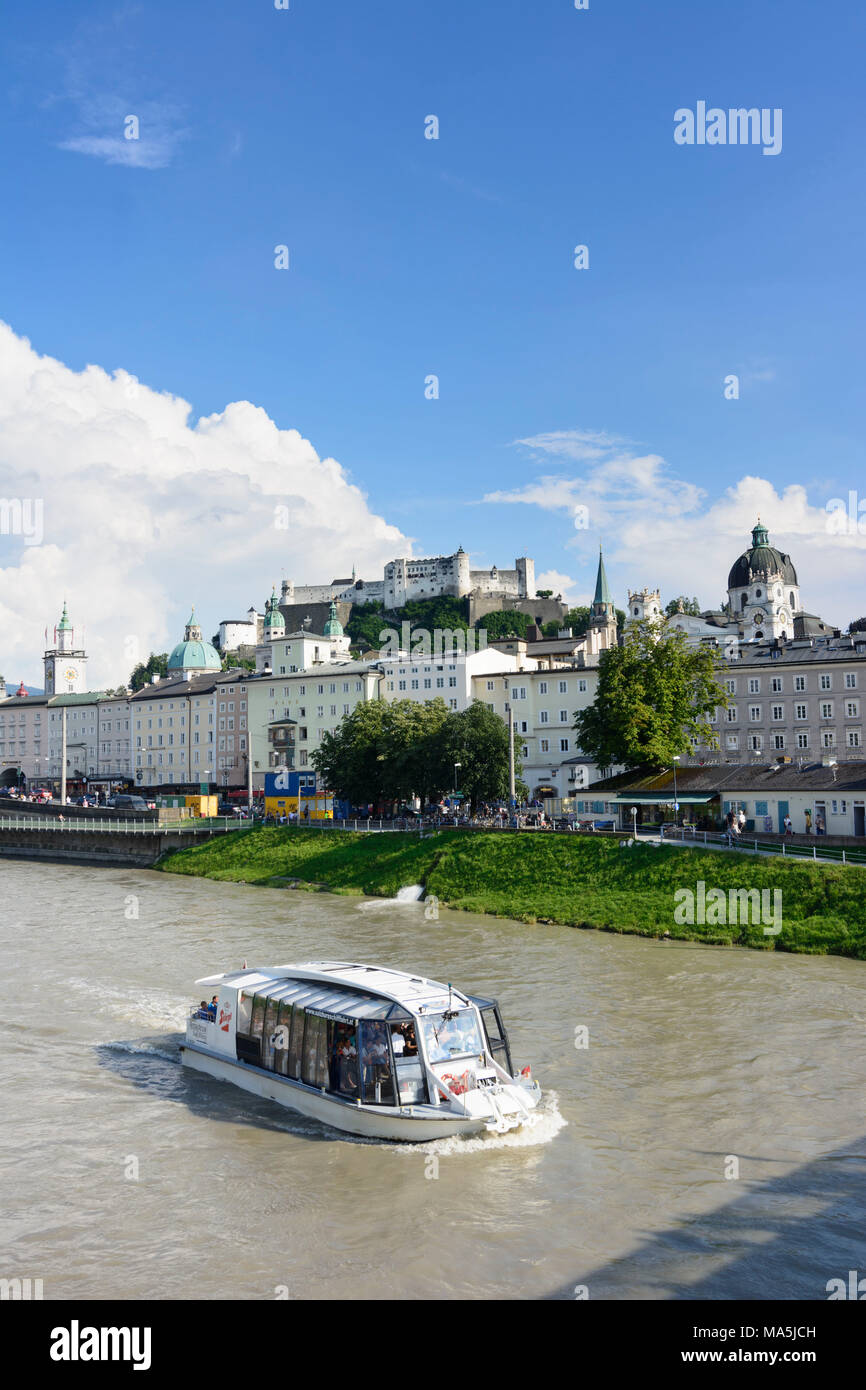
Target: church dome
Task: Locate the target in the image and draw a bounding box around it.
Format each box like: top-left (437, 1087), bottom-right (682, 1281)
top-left (323, 600), bottom-right (343, 638)
top-left (263, 587), bottom-right (285, 634)
top-left (727, 521), bottom-right (798, 590)
top-left (167, 607), bottom-right (222, 674)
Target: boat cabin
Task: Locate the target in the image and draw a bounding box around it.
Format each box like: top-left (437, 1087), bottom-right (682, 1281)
top-left (187, 962), bottom-right (514, 1109)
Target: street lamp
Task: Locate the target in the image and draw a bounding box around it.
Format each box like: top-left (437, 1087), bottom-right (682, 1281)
top-left (453, 762), bottom-right (461, 798)
top-left (672, 755), bottom-right (680, 829)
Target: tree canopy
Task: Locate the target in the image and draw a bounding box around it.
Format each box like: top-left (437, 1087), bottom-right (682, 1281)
top-left (573, 619), bottom-right (728, 770)
top-left (311, 698), bottom-right (521, 809)
top-left (478, 609), bottom-right (533, 641)
top-left (128, 653), bottom-right (169, 692)
top-left (664, 595), bottom-right (702, 617)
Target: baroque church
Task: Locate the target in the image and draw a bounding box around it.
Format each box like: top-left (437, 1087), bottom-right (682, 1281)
top-left (628, 520), bottom-right (833, 645)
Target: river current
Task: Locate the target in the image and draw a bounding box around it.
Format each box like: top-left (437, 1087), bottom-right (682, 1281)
top-left (1, 859), bottom-right (864, 1300)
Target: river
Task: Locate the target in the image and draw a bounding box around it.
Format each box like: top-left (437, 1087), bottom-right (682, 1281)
top-left (2, 859), bottom-right (864, 1300)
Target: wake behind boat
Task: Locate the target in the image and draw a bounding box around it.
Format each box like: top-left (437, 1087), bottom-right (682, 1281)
top-left (180, 960), bottom-right (542, 1141)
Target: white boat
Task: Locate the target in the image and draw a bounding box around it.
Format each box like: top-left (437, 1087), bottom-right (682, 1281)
top-left (180, 960), bottom-right (542, 1141)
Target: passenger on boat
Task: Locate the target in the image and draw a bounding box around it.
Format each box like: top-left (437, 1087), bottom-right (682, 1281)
top-left (195, 1000), bottom-right (211, 1020)
top-left (208, 996), bottom-right (219, 1019)
top-left (390, 1025), bottom-right (405, 1056)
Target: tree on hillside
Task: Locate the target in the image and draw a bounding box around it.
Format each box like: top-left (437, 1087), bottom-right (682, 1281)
top-left (849, 617), bottom-right (866, 634)
top-left (573, 619), bottom-right (728, 770)
top-left (478, 609), bottom-right (532, 641)
top-left (664, 595), bottom-right (702, 617)
top-left (535, 589), bottom-right (553, 599)
top-left (129, 653), bottom-right (169, 692)
top-left (541, 605), bottom-right (626, 639)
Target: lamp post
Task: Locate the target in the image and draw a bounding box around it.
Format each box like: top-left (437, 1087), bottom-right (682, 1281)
top-left (503, 677), bottom-right (516, 813)
top-left (672, 755), bottom-right (680, 829)
top-left (453, 762), bottom-right (461, 799)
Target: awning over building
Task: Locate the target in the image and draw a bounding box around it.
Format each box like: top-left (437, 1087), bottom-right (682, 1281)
top-left (611, 793), bottom-right (716, 805)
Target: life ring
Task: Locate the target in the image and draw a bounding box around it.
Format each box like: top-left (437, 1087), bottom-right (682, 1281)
top-left (439, 1072), bottom-right (469, 1098)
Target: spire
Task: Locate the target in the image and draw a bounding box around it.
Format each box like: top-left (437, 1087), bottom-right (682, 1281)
top-left (593, 547), bottom-right (613, 608)
top-left (58, 601), bottom-right (72, 632)
top-left (751, 518), bottom-right (769, 549)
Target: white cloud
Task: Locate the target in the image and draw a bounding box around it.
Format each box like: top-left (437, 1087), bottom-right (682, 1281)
top-left (534, 570), bottom-right (585, 607)
top-left (0, 323), bottom-right (407, 687)
top-left (58, 98), bottom-right (187, 169)
top-left (488, 434), bottom-right (865, 628)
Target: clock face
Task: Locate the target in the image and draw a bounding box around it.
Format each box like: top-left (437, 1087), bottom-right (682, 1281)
top-left (752, 611), bottom-right (765, 625)
top-left (64, 667), bottom-right (78, 681)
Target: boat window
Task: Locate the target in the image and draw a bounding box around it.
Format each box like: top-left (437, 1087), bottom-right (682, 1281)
top-left (359, 1021), bottom-right (395, 1105)
top-left (287, 1007), bottom-right (305, 1079)
top-left (301, 1014), bottom-right (331, 1089)
top-left (480, 1005), bottom-right (513, 1075)
top-left (237, 992), bottom-right (253, 1034)
top-left (250, 995), bottom-right (267, 1040)
top-left (262, 997), bottom-right (281, 1071)
top-left (329, 1021), bottom-right (359, 1097)
top-left (274, 1001), bottom-right (293, 1077)
top-left (418, 1010), bottom-right (484, 1065)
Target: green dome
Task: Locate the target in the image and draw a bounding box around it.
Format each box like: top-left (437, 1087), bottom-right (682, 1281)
top-left (323, 600), bottom-right (343, 638)
top-left (728, 520), bottom-right (798, 590)
top-left (264, 587), bottom-right (285, 633)
top-left (167, 639), bottom-right (221, 673)
top-left (167, 606), bottom-right (221, 673)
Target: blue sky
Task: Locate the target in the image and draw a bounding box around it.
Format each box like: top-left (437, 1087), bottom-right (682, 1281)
top-left (1, 0), bottom-right (864, 683)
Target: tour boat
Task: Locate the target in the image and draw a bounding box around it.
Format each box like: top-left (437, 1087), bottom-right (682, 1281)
top-left (180, 960), bottom-right (542, 1141)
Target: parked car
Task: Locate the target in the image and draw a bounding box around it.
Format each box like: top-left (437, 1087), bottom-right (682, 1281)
top-left (107, 794), bottom-right (150, 812)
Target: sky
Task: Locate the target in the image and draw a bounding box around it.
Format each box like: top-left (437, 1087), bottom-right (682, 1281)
top-left (0, 0), bottom-right (864, 687)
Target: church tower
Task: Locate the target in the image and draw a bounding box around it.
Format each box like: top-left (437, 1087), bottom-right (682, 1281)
top-left (44, 602), bottom-right (88, 694)
top-left (586, 549), bottom-right (618, 654)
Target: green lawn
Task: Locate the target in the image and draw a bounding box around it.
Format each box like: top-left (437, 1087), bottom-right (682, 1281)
top-left (158, 828), bottom-right (866, 959)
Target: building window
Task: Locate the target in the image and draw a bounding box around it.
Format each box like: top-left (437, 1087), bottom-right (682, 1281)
top-left (540, 738), bottom-right (549, 753)
top-left (773, 734), bottom-right (785, 750)
top-left (725, 680), bottom-right (736, 694)
top-left (846, 701), bottom-right (859, 718)
top-left (822, 731), bottom-right (835, 748)
top-left (795, 703), bottom-right (807, 720)
top-left (749, 734), bottom-right (763, 750)
top-left (794, 675), bottom-right (805, 692)
top-left (820, 674), bottom-right (832, 690)
top-left (771, 677), bottom-right (783, 693)
top-left (821, 702), bottom-right (833, 719)
top-left (748, 678), bottom-right (760, 694)
top-left (539, 681), bottom-right (548, 695)
top-left (847, 730), bottom-right (861, 748)
top-left (796, 731), bottom-right (809, 748)
top-left (726, 707), bottom-right (738, 723)
top-left (771, 705), bottom-right (784, 721)
top-left (559, 680), bottom-right (568, 694)
top-left (846, 673), bottom-right (857, 689)
top-left (578, 679), bottom-right (587, 692)
top-left (560, 738), bottom-right (569, 752)
top-left (539, 711), bottom-right (549, 724)
top-left (749, 705), bottom-right (761, 722)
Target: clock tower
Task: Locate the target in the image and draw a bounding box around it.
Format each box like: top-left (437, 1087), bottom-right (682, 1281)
top-left (44, 602), bottom-right (88, 694)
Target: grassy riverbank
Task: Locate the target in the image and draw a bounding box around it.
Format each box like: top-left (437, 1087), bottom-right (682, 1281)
top-left (158, 828), bottom-right (866, 959)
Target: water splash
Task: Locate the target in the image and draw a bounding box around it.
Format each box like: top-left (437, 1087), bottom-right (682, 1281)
top-left (392, 1092), bottom-right (568, 1157)
top-left (356, 884), bottom-right (425, 910)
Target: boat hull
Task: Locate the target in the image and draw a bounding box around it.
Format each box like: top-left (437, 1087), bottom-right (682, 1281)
top-left (180, 1043), bottom-right (497, 1142)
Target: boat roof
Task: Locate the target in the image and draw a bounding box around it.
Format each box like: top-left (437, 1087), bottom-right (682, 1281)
top-left (195, 960), bottom-right (478, 1021)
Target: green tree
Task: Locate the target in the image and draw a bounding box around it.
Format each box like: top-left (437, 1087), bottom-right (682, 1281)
top-left (573, 619), bottom-right (728, 770)
top-left (440, 700), bottom-right (523, 811)
top-left (129, 653), bottom-right (169, 692)
top-left (535, 588), bottom-right (553, 599)
top-left (541, 605), bottom-right (626, 639)
top-left (311, 699), bottom-right (449, 806)
top-left (664, 595), bottom-right (702, 617)
top-left (849, 617), bottom-right (866, 634)
top-left (478, 609), bottom-right (532, 641)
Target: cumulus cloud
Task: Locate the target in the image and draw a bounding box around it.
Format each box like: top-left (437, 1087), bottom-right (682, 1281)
top-left (0, 323), bottom-right (407, 686)
top-left (534, 570), bottom-right (585, 607)
top-left (487, 434), bottom-right (864, 628)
